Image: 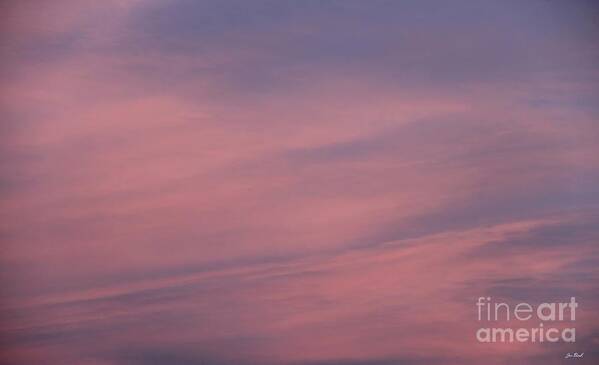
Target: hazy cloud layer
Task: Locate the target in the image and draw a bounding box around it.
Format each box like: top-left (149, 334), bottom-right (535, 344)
top-left (1, 1), bottom-right (598, 364)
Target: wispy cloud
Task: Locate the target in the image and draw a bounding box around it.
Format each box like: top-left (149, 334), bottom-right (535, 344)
top-left (1, 1), bottom-right (598, 364)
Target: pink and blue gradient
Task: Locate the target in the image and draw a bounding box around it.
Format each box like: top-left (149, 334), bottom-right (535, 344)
top-left (1, 1), bottom-right (599, 364)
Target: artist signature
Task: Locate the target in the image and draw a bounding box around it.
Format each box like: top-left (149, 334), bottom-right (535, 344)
top-left (564, 352), bottom-right (584, 359)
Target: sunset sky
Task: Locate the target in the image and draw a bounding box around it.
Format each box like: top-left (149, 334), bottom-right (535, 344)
top-left (1, 1), bottom-right (599, 364)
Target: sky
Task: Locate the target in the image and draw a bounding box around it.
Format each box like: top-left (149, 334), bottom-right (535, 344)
top-left (1, 1), bottom-right (599, 364)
